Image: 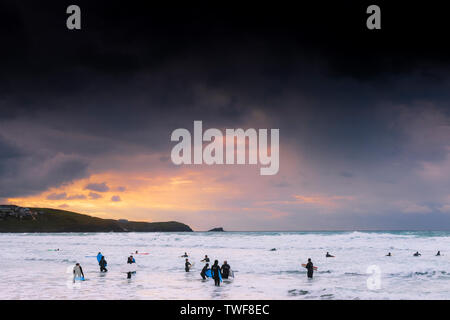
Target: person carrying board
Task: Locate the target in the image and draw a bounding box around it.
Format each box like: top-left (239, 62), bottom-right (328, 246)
top-left (303, 258), bottom-right (316, 279)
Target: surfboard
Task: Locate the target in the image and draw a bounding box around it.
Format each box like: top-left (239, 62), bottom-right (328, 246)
top-left (204, 269), bottom-right (212, 278)
top-left (211, 268), bottom-right (223, 282)
top-left (121, 264), bottom-right (138, 273)
top-left (302, 264), bottom-right (318, 270)
top-left (74, 276), bottom-right (85, 281)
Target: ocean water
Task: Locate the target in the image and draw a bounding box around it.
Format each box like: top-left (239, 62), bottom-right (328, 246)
top-left (0, 231), bottom-right (449, 300)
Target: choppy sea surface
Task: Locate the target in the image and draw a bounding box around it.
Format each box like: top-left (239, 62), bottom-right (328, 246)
top-left (1, 231), bottom-right (449, 299)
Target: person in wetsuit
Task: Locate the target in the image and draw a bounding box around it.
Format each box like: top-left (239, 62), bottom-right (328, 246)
top-left (211, 260), bottom-right (222, 286)
top-left (305, 258), bottom-right (314, 279)
top-left (99, 255), bottom-right (108, 272)
top-left (126, 255), bottom-right (136, 279)
top-left (413, 251), bottom-right (421, 256)
top-left (201, 255), bottom-right (210, 263)
top-left (326, 252), bottom-right (335, 258)
top-left (73, 263), bottom-right (84, 281)
top-left (386, 252), bottom-right (392, 256)
top-left (200, 263), bottom-right (209, 279)
top-left (185, 259), bottom-right (192, 272)
top-left (436, 251), bottom-right (441, 256)
top-left (181, 252), bottom-right (188, 258)
top-left (221, 261), bottom-right (231, 279)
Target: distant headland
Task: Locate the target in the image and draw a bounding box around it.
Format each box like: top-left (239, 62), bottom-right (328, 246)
top-left (208, 227), bottom-right (225, 232)
top-left (0, 205), bottom-right (192, 233)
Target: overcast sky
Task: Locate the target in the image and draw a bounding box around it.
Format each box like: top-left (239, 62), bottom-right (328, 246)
top-left (0, 1), bottom-right (449, 230)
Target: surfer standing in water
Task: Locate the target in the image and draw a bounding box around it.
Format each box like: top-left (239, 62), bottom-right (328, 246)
top-left (126, 255), bottom-right (136, 279)
top-left (73, 263), bottom-right (84, 281)
top-left (305, 258), bottom-right (314, 279)
top-left (99, 255), bottom-right (108, 272)
top-left (211, 260), bottom-right (222, 286)
top-left (200, 263), bottom-right (209, 279)
top-left (201, 255), bottom-right (210, 263)
top-left (436, 251), bottom-right (441, 256)
top-left (221, 261), bottom-right (231, 279)
top-left (185, 259), bottom-right (192, 272)
top-left (181, 252), bottom-right (188, 257)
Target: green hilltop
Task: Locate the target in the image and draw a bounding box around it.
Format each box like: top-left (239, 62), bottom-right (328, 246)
top-left (0, 206), bottom-right (193, 232)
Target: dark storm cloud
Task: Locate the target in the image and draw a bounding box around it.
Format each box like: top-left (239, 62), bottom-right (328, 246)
top-left (46, 192), bottom-right (86, 200)
top-left (46, 192), bottom-right (67, 200)
top-left (0, 0), bottom-right (449, 213)
top-left (88, 192), bottom-right (102, 200)
top-left (111, 195), bottom-right (121, 202)
top-left (0, 132), bottom-right (89, 198)
top-left (84, 182), bottom-right (109, 193)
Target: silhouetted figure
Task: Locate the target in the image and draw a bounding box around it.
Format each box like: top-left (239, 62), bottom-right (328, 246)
top-left (99, 256), bottom-right (108, 272)
top-left (305, 258), bottom-right (314, 279)
top-left (200, 263), bottom-right (209, 280)
top-left (221, 261), bottom-right (231, 279)
top-left (185, 259), bottom-right (192, 272)
top-left (211, 260), bottom-right (222, 286)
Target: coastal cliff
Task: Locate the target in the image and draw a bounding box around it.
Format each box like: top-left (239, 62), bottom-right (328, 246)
top-left (0, 205), bottom-right (193, 232)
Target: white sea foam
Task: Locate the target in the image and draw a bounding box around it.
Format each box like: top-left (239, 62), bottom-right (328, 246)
top-left (0, 231), bottom-right (449, 299)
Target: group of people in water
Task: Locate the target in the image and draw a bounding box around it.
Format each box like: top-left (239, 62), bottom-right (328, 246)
top-left (386, 250), bottom-right (441, 257)
top-left (182, 253), bottom-right (232, 286)
top-left (73, 251), bottom-right (232, 284)
top-left (303, 250), bottom-right (444, 279)
top-left (74, 249), bottom-right (444, 282)
top-left (73, 251), bottom-right (138, 281)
